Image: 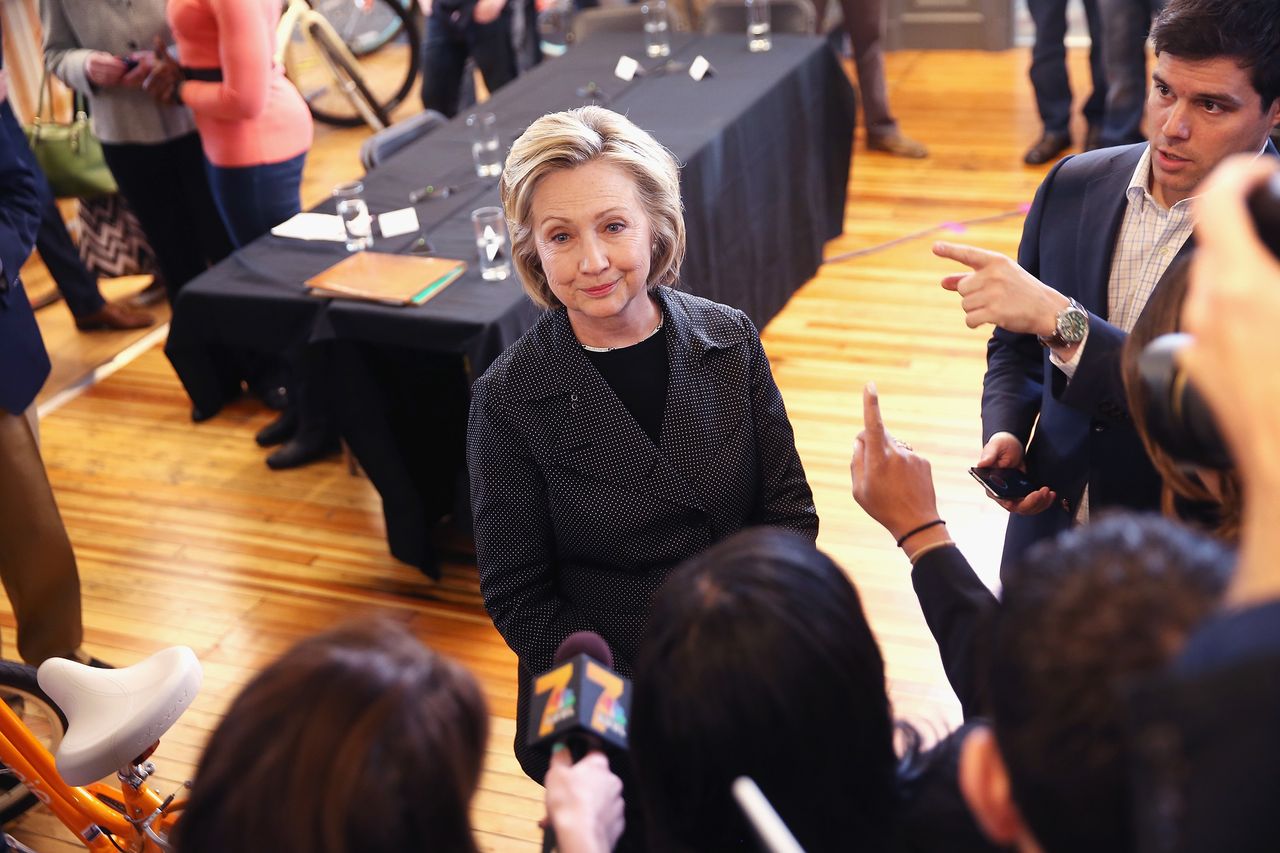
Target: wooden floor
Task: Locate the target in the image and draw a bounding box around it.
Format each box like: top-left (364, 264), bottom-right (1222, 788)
top-left (11, 46), bottom-right (1102, 850)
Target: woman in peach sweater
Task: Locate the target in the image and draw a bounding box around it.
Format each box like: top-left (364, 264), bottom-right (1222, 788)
top-left (146, 0), bottom-right (313, 247)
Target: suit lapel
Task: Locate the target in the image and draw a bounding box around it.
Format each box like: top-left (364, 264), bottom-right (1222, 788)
top-left (1075, 146), bottom-right (1145, 319)
top-left (654, 289), bottom-right (749, 504)
top-left (532, 304), bottom-right (704, 510)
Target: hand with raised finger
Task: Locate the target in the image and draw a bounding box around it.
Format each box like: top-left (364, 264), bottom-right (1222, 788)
top-left (933, 240), bottom-right (1069, 335)
top-left (851, 382), bottom-right (944, 543)
top-left (976, 432), bottom-right (1055, 515)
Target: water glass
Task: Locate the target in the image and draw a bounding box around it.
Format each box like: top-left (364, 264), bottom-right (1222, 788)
top-left (641, 0), bottom-right (671, 58)
top-left (745, 0), bottom-right (771, 52)
top-left (467, 112), bottom-right (502, 179)
top-left (471, 206), bottom-right (511, 281)
top-left (332, 180), bottom-right (373, 252)
top-left (537, 0), bottom-right (572, 57)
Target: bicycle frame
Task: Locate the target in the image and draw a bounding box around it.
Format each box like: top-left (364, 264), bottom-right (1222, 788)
top-left (0, 698), bottom-right (181, 851)
top-left (277, 0), bottom-right (390, 130)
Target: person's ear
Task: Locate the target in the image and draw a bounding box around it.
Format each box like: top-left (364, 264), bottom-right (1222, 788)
top-left (959, 724), bottom-right (1026, 846)
top-left (1265, 97), bottom-right (1280, 130)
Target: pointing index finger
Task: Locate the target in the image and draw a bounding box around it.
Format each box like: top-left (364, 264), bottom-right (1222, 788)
top-left (863, 382), bottom-right (886, 441)
top-left (933, 241), bottom-right (1001, 271)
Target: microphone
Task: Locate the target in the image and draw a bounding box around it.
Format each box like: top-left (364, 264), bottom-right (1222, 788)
top-left (530, 633), bottom-right (631, 853)
top-left (527, 631), bottom-right (631, 756)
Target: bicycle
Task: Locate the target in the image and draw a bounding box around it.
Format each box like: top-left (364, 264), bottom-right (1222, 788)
top-left (0, 648), bottom-right (202, 851)
top-left (278, 0), bottom-right (422, 130)
top-left (312, 0), bottom-right (417, 56)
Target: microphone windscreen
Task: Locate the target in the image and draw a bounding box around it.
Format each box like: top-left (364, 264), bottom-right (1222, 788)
top-left (553, 631), bottom-right (613, 669)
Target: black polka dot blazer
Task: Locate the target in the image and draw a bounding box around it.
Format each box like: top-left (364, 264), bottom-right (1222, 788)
top-left (467, 285), bottom-right (818, 778)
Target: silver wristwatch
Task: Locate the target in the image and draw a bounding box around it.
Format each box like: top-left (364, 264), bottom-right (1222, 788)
top-left (1039, 298), bottom-right (1088, 348)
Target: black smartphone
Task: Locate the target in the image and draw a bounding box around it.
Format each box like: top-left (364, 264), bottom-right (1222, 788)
top-left (968, 467), bottom-right (1038, 501)
top-left (120, 56), bottom-right (140, 72)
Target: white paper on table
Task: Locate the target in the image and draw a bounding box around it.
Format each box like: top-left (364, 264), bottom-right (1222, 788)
top-left (271, 212), bottom-right (346, 242)
top-left (615, 55), bottom-right (640, 82)
top-left (377, 207), bottom-right (421, 238)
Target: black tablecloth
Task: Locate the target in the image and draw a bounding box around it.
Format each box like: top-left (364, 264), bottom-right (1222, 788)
top-left (166, 32), bottom-right (856, 574)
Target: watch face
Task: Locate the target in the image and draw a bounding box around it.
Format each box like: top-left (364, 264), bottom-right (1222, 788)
top-left (1059, 308), bottom-right (1089, 343)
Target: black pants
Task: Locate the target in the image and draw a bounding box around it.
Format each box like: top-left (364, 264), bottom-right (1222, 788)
top-left (101, 133), bottom-right (233, 303)
top-left (421, 6), bottom-right (519, 118)
top-left (1028, 0), bottom-right (1108, 135)
top-left (0, 100), bottom-right (104, 319)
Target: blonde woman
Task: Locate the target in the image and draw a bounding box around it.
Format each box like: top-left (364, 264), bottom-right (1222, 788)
top-left (467, 106), bottom-right (819, 781)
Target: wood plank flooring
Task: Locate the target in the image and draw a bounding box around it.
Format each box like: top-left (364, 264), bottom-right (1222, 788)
top-left (12, 45), bottom-right (1103, 850)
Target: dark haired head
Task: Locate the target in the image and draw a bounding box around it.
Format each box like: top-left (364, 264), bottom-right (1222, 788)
top-left (1121, 262), bottom-right (1244, 540)
top-left (630, 527), bottom-right (899, 852)
top-left (985, 514), bottom-right (1232, 853)
top-left (1152, 0), bottom-right (1280, 108)
top-left (174, 619), bottom-right (488, 853)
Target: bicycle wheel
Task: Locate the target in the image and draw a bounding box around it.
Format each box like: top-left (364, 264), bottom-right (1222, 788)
top-left (309, 0), bottom-right (413, 56)
top-left (288, 0), bottom-right (421, 128)
top-left (0, 662), bottom-right (68, 825)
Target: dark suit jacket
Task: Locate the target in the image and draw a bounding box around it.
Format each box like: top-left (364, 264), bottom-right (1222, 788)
top-left (0, 96), bottom-right (50, 415)
top-left (1126, 600), bottom-right (1280, 853)
top-left (983, 141), bottom-right (1278, 573)
top-left (467, 286), bottom-right (818, 778)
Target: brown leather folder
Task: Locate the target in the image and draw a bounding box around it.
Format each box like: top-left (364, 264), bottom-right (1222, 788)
top-left (306, 252), bottom-right (467, 306)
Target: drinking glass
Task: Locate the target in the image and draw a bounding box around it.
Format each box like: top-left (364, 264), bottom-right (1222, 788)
top-left (745, 0), bottom-right (771, 52)
top-left (332, 180), bottom-right (373, 252)
top-left (471, 206), bottom-right (511, 281)
top-left (641, 0), bottom-right (671, 58)
top-left (467, 112), bottom-right (502, 179)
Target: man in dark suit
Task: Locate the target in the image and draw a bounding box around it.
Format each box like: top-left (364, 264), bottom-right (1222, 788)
top-left (0, 75), bottom-right (88, 666)
top-left (934, 0), bottom-right (1280, 575)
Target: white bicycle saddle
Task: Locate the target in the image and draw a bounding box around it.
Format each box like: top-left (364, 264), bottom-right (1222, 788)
top-left (36, 647), bottom-right (202, 787)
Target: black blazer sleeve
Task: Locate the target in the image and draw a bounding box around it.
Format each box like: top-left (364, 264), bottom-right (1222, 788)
top-left (742, 313), bottom-right (819, 537)
top-left (980, 157), bottom-right (1072, 446)
top-left (910, 545), bottom-right (997, 720)
top-left (1047, 314), bottom-right (1133, 424)
top-left (467, 370), bottom-right (593, 677)
top-left (0, 105), bottom-right (41, 292)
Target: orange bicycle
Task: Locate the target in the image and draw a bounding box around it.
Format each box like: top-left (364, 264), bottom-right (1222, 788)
top-left (0, 648), bottom-right (202, 850)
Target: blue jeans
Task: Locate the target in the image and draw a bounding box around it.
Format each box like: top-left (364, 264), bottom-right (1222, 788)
top-left (1028, 0), bottom-right (1108, 136)
top-left (204, 151), bottom-right (306, 248)
top-left (420, 6), bottom-right (518, 119)
top-left (1097, 0), bottom-right (1165, 147)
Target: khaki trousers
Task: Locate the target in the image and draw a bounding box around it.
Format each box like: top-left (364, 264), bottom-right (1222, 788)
top-left (0, 407), bottom-right (83, 664)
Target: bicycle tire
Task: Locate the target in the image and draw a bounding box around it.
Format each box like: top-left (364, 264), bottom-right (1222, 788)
top-left (309, 18), bottom-right (394, 128)
top-left (293, 0), bottom-right (421, 128)
top-left (0, 662), bottom-right (69, 825)
top-left (308, 0), bottom-right (414, 56)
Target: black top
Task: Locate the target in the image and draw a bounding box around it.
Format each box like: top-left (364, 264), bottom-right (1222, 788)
top-left (582, 327), bottom-right (670, 446)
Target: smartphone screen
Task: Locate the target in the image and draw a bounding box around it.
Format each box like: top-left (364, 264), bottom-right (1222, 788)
top-left (968, 467), bottom-right (1038, 501)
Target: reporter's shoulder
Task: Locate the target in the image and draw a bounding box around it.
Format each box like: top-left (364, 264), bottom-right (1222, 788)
top-left (1047, 142), bottom-right (1147, 185)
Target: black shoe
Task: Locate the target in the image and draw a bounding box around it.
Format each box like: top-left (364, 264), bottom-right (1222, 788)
top-left (191, 405), bottom-right (217, 423)
top-left (251, 383), bottom-right (290, 411)
top-left (266, 434), bottom-right (341, 470)
top-left (1084, 125), bottom-right (1104, 152)
top-left (1024, 132), bottom-right (1071, 165)
top-left (255, 409), bottom-right (299, 447)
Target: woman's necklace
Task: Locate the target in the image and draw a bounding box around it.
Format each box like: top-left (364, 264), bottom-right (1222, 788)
top-left (580, 318), bottom-right (664, 353)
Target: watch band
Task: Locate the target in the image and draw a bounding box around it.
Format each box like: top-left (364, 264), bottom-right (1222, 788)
top-left (1039, 298), bottom-right (1087, 349)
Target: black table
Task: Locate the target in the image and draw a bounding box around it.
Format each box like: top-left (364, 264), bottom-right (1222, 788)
top-left (166, 31), bottom-right (857, 575)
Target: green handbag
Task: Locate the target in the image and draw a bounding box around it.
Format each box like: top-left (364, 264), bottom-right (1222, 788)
top-left (23, 72), bottom-right (118, 199)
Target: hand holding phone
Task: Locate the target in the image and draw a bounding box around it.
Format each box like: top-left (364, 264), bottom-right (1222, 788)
top-left (969, 466), bottom-right (1038, 501)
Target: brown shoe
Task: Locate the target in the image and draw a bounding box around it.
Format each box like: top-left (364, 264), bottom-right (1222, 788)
top-left (74, 301), bottom-right (154, 332)
top-left (1024, 132), bottom-right (1071, 165)
top-left (867, 131), bottom-right (928, 159)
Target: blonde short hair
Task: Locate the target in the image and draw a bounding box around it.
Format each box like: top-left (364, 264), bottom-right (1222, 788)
top-left (499, 106), bottom-right (686, 309)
